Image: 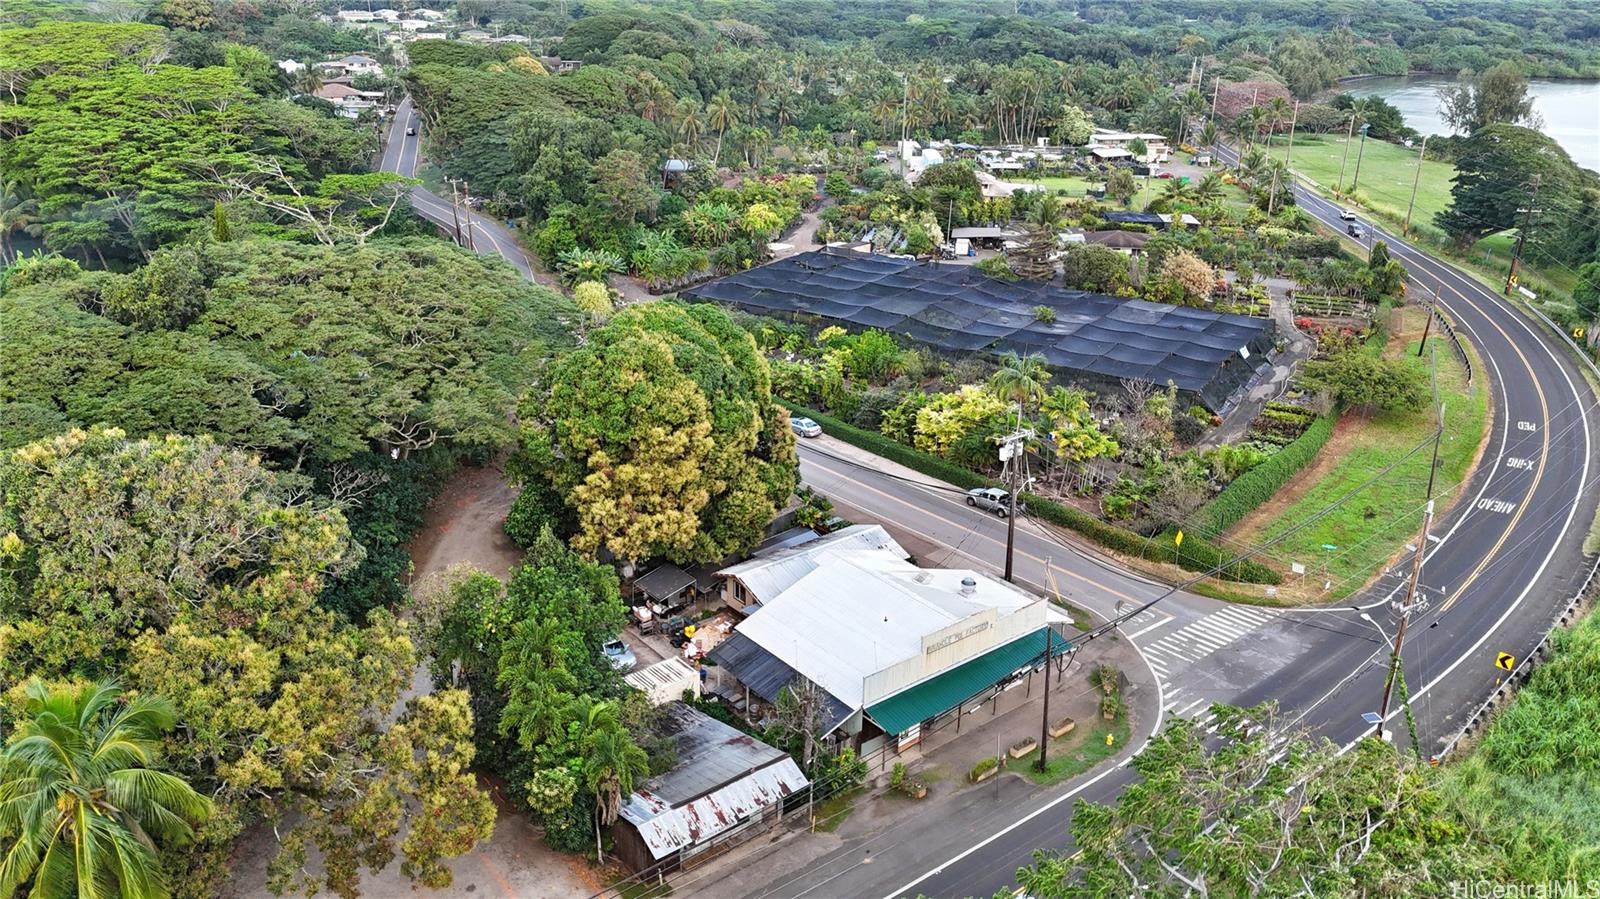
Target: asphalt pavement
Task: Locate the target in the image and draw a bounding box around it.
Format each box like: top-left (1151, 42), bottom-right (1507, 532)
top-left (381, 106), bottom-right (1600, 896)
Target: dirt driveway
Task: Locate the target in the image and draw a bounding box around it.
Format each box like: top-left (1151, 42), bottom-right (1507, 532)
top-left (228, 463), bottom-right (598, 899)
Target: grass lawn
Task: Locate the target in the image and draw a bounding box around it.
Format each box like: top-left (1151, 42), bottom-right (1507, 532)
top-left (1010, 714), bottom-right (1130, 786)
top-left (1265, 135), bottom-right (1456, 239)
top-left (1229, 307), bottom-right (1488, 599)
top-left (1019, 166), bottom-right (1253, 215)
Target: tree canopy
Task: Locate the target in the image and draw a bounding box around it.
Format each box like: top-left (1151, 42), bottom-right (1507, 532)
top-left (518, 302), bottom-right (797, 564)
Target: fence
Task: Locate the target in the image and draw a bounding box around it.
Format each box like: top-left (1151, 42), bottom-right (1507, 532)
top-left (1433, 553), bottom-right (1600, 761)
top-left (1426, 304), bottom-right (1473, 386)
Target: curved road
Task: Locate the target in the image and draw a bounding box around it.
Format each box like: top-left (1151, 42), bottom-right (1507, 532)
top-left (383, 104), bottom-right (1599, 896)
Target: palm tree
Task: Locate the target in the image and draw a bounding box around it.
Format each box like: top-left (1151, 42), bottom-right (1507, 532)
top-left (1198, 120), bottom-right (1219, 153)
top-left (579, 701), bottom-right (648, 864)
top-left (706, 91), bottom-right (736, 168)
top-left (674, 99), bottom-right (703, 152)
top-left (1264, 96), bottom-right (1291, 146)
top-left (1192, 172), bottom-right (1225, 204)
top-left (989, 351), bottom-right (1052, 409)
top-left (1160, 177), bottom-right (1190, 204)
top-left (0, 680), bottom-right (211, 899)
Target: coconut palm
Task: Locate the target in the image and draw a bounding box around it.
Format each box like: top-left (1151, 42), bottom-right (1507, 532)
top-left (1160, 176), bottom-right (1190, 204)
top-left (675, 99), bottom-right (703, 152)
top-left (579, 701), bottom-right (648, 863)
top-left (1264, 96), bottom-right (1292, 146)
top-left (0, 679), bottom-right (211, 899)
top-left (989, 350), bottom-right (1052, 409)
top-left (1192, 172), bottom-right (1225, 204)
top-left (706, 91), bottom-right (736, 168)
top-left (1198, 120), bottom-right (1219, 153)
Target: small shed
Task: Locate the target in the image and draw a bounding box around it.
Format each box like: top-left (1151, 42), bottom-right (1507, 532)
top-left (613, 702), bottom-right (809, 873)
top-left (625, 657), bottom-right (700, 706)
top-left (1084, 229), bottom-right (1151, 252)
top-left (635, 563), bottom-right (696, 609)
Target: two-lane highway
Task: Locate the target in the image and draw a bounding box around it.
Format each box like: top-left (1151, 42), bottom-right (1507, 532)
top-left (379, 98), bottom-right (547, 285)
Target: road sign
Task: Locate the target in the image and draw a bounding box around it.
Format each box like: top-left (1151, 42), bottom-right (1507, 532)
top-left (1574, 327), bottom-right (1586, 340)
top-left (1174, 530), bottom-right (1184, 547)
top-left (1495, 651), bottom-right (1515, 671)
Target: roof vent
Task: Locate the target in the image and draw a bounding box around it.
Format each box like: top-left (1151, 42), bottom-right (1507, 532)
top-left (913, 572), bottom-right (932, 584)
top-left (960, 576), bottom-right (978, 596)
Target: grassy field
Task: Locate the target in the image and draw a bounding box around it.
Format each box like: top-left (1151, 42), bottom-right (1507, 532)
top-left (1013, 714), bottom-right (1130, 786)
top-left (1266, 135), bottom-right (1457, 237)
top-left (1229, 307), bottom-right (1488, 598)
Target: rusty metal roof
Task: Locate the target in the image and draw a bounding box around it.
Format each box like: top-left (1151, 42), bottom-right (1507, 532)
top-left (617, 702), bottom-right (810, 860)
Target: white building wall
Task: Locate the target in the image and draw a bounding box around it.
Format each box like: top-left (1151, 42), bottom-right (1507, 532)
top-left (860, 600), bottom-right (1044, 705)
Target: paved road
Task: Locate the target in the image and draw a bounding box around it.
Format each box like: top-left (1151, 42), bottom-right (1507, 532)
top-left (723, 149), bottom-right (1599, 897)
top-left (379, 98), bottom-right (548, 285)
top-left (387, 108), bottom-right (1600, 895)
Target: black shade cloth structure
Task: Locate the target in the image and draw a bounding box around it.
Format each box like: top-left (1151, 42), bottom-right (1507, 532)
top-left (682, 249), bottom-right (1274, 409)
top-left (1101, 210), bottom-right (1167, 229)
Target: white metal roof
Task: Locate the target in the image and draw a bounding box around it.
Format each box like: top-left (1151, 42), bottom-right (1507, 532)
top-left (622, 757), bottom-right (807, 859)
top-left (717, 524), bottom-right (906, 603)
top-left (733, 551), bottom-right (1043, 709)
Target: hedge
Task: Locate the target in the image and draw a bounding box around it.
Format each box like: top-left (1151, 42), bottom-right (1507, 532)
top-left (784, 402), bottom-right (1281, 585)
top-left (1195, 414), bottom-right (1337, 538)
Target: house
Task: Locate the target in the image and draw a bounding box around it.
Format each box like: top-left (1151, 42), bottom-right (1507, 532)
top-left (459, 29), bottom-right (492, 42)
top-left (1087, 129), bottom-right (1170, 163)
top-left (537, 55), bottom-right (583, 73)
top-left (276, 59), bottom-right (305, 75)
top-left (397, 18), bottom-right (432, 31)
top-left (613, 701), bottom-right (809, 873)
top-left (316, 53), bottom-right (382, 77)
top-left (707, 542), bottom-right (1074, 759)
top-left (490, 33), bottom-right (530, 44)
top-left (313, 82), bottom-right (386, 118)
top-left (412, 8), bottom-right (447, 20)
top-left (715, 524), bottom-right (907, 613)
top-left (371, 8), bottom-right (401, 22)
top-left (412, 31), bottom-right (447, 41)
top-left (1090, 146), bottom-right (1133, 161)
top-left (1083, 229), bottom-right (1151, 253)
top-left (335, 9), bottom-right (377, 24)
top-left (1101, 210), bottom-right (1169, 230)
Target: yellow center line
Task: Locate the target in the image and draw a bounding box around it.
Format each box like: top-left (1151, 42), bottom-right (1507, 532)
top-left (1429, 278), bottom-right (1550, 615)
top-left (799, 451), bottom-right (1146, 608)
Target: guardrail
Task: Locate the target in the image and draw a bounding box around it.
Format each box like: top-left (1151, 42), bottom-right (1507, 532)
top-left (1426, 304), bottom-right (1473, 386)
top-left (1433, 553), bottom-right (1600, 761)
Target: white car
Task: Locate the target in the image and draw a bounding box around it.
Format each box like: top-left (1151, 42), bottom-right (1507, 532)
top-left (603, 639), bottom-right (637, 671)
top-left (790, 416), bottom-right (823, 438)
top-left (1338, 209), bottom-right (1358, 221)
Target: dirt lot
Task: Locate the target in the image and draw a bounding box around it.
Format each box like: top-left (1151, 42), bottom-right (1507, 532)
top-left (227, 464), bottom-right (597, 899)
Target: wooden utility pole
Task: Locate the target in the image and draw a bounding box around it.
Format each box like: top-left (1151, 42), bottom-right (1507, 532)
top-left (1375, 399), bottom-right (1444, 739)
top-left (1036, 623), bottom-right (1054, 772)
top-left (1337, 113), bottom-right (1357, 193)
top-left (1505, 174), bottom-right (1542, 296)
top-left (462, 181), bottom-right (478, 251)
top-left (446, 178), bottom-right (464, 245)
top-left (1000, 407), bottom-right (1033, 583)
top-left (1403, 135), bottom-right (1430, 237)
top-left (1208, 77), bottom-right (1221, 122)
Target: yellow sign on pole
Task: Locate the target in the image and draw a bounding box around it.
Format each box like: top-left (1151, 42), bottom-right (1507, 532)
top-left (1574, 327), bottom-right (1587, 340)
top-left (1174, 529), bottom-right (1185, 548)
top-left (1495, 651), bottom-right (1515, 671)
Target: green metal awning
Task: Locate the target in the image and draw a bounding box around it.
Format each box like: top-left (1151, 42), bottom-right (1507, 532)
top-left (865, 627), bottom-right (1072, 736)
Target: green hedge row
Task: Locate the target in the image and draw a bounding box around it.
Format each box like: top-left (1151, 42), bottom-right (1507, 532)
top-left (784, 402), bottom-right (1281, 585)
top-left (1195, 414), bottom-right (1337, 538)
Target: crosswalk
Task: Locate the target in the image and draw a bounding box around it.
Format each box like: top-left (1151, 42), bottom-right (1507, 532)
top-left (1141, 605), bottom-right (1279, 678)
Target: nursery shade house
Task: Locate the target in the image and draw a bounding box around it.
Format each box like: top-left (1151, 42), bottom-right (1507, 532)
top-left (683, 249), bottom-right (1274, 409)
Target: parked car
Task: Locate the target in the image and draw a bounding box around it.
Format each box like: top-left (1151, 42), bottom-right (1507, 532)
top-left (1338, 209), bottom-right (1358, 221)
top-left (603, 639), bottom-right (637, 671)
top-left (1154, 171), bottom-right (1174, 179)
top-left (790, 416), bottom-right (823, 438)
top-left (1346, 223), bottom-right (1365, 239)
top-left (966, 486), bottom-right (1016, 517)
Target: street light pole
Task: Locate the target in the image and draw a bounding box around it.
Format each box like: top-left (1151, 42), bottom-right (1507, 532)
top-left (1349, 123), bottom-right (1372, 195)
top-left (1403, 135), bottom-right (1430, 237)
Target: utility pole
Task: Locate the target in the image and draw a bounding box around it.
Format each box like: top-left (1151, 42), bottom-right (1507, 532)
top-left (1035, 623), bottom-right (1054, 773)
top-left (999, 406), bottom-right (1034, 583)
top-left (1267, 100), bottom-right (1298, 217)
top-left (1505, 174), bottom-right (1543, 296)
top-left (1403, 135), bottom-right (1430, 237)
top-left (446, 178), bottom-right (464, 245)
top-left (1208, 77), bottom-right (1220, 123)
top-left (1349, 123), bottom-right (1372, 195)
top-left (1418, 275), bottom-right (1444, 357)
top-left (462, 181), bottom-right (478, 252)
top-left (1375, 392), bottom-right (1444, 739)
top-left (1337, 113), bottom-right (1357, 193)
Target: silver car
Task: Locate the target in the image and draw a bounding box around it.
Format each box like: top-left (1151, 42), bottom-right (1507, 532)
top-left (603, 639), bottom-right (637, 671)
top-left (965, 487), bottom-right (1015, 517)
top-left (790, 416), bottom-right (823, 438)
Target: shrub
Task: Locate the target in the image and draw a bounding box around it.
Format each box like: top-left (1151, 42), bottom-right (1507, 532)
top-left (1033, 305), bottom-right (1057, 323)
top-left (969, 756), bottom-right (1000, 782)
top-left (572, 281), bottom-right (613, 318)
top-left (1195, 414), bottom-right (1336, 537)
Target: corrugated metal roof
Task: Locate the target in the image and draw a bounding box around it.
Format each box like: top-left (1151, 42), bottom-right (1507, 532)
top-left (865, 627), bottom-right (1072, 736)
top-left (625, 657), bottom-right (699, 706)
top-left (706, 633), bottom-right (854, 734)
top-left (717, 524), bottom-right (907, 604)
top-left (620, 757), bottom-right (809, 860)
top-left (636, 564), bottom-right (695, 602)
top-left (617, 702), bottom-right (809, 860)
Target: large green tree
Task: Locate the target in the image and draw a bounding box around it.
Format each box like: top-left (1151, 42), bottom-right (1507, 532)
top-left (1436, 124), bottom-right (1589, 249)
top-left (519, 302), bottom-right (797, 565)
top-left (0, 679), bottom-right (213, 899)
top-left (0, 428), bottom-right (495, 898)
